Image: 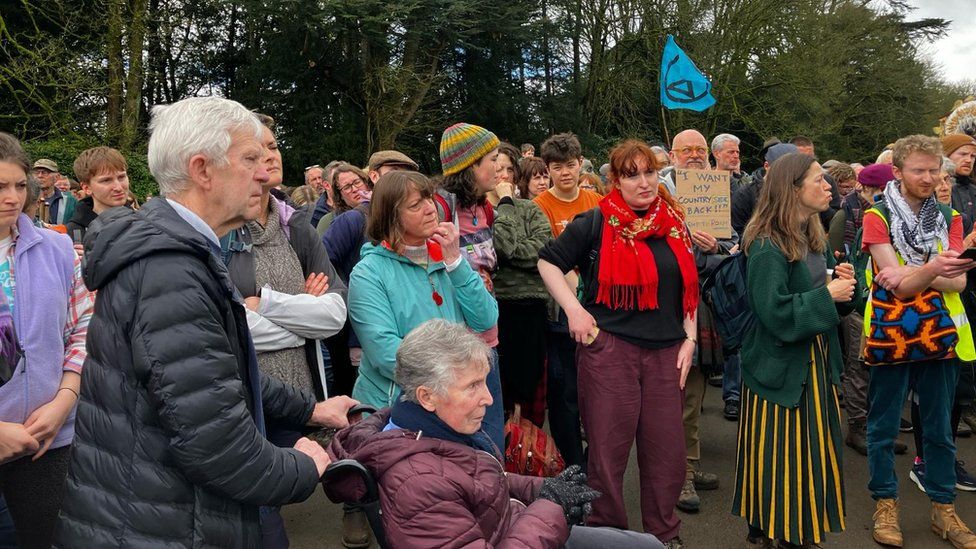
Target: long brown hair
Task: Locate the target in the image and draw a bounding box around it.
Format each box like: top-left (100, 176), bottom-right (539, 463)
top-left (741, 152), bottom-right (825, 261)
top-left (607, 139), bottom-right (683, 218)
top-left (330, 163), bottom-right (372, 215)
top-left (366, 170), bottom-right (434, 251)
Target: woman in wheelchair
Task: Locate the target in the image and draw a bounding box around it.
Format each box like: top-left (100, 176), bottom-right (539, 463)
top-left (324, 319), bottom-right (664, 548)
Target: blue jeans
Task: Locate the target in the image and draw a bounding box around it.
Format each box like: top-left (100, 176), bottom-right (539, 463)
top-left (484, 348), bottom-right (505, 452)
top-left (868, 359), bottom-right (957, 503)
top-left (0, 497), bottom-right (16, 549)
top-left (722, 353), bottom-right (741, 403)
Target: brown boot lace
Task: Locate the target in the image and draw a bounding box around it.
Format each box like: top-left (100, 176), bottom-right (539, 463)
top-left (874, 499), bottom-right (899, 529)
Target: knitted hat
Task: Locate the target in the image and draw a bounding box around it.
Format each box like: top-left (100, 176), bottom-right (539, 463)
top-left (942, 134), bottom-right (976, 157)
top-left (440, 123), bottom-right (500, 176)
top-left (858, 163), bottom-right (893, 189)
top-left (765, 143), bottom-right (798, 164)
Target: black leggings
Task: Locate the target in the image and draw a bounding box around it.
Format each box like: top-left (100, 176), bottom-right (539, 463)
top-left (0, 445), bottom-right (71, 548)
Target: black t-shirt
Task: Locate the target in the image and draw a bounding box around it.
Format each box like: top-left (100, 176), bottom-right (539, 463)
top-left (538, 208), bottom-right (686, 349)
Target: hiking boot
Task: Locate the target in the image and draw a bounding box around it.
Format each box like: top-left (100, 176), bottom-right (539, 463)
top-left (873, 498), bottom-right (903, 547)
top-left (676, 478), bottom-right (700, 513)
top-left (693, 469), bottom-right (719, 490)
top-left (932, 502), bottom-right (976, 548)
top-left (724, 399), bottom-right (740, 421)
top-left (708, 372), bottom-right (723, 387)
top-left (341, 508), bottom-right (372, 548)
top-left (911, 461), bottom-right (927, 493)
top-left (957, 461), bottom-right (976, 492)
top-left (846, 423), bottom-right (869, 456)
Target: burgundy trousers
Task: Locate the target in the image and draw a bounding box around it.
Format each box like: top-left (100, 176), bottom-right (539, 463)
top-left (577, 330), bottom-right (685, 542)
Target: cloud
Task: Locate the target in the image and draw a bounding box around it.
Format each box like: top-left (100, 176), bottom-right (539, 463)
top-left (904, 0), bottom-right (975, 83)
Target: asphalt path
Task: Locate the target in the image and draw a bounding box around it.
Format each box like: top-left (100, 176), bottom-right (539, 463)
top-left (285, 382), bottom-right (976, 548)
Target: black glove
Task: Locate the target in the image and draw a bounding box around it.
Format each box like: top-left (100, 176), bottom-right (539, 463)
top-left (538, 465), bottom-right (601, 526)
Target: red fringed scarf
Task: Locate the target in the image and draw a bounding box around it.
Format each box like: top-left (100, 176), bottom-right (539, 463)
top-left (596, 188), bottom-right (699, 317)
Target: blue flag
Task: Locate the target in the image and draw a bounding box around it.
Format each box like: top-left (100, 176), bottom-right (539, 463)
top-left (660, 35), bottom-right (715, 112)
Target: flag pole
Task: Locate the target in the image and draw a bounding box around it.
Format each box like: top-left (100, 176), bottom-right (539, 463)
top-left (660, 105), bottom-right (671, 146)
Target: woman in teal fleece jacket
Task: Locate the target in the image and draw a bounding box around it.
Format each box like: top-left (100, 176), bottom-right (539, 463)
top-left (348, 171), bottom-right (498, 410)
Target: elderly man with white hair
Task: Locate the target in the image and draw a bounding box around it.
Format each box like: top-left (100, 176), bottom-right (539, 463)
top-left (710, 133), bottom-right (753, 194)
top-left (56, 97), bottom-right (354, 548)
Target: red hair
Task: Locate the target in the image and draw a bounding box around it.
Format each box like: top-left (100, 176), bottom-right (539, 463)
top-left (607, 139), bottom-right (684, 219)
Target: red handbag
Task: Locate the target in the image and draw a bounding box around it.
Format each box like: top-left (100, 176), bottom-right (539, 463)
top-left (503, 404), bottom-right (565, 477)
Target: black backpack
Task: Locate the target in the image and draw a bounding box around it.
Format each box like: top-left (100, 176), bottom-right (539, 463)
top-left (702, 252), bottom-right (755, 351)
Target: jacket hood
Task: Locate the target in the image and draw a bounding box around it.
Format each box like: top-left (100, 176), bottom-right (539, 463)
top-left (83, 198), bottom-right (228, 292)
top-left (324, 409), bottom-right (490, 503)
top-left (67, 196), bottom-right (97, 228)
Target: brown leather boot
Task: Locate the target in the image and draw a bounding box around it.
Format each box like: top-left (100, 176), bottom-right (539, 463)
top-left (932, 502), bottom-right (976, 548)
top-left (872, 498), bottom-right (903, 547)
top-left (341, 508), bottom-right (372, 549)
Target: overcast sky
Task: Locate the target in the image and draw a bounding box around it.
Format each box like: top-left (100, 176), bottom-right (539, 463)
top-left (904, 0), bottom-right (975, 83)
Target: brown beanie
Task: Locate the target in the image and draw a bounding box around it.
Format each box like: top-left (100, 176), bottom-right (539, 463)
top-left (942, 134), bottom-right (976, 156)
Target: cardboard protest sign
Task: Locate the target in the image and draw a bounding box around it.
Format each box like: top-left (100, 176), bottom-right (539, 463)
top-left (674, 168), bottom-right (732, 239)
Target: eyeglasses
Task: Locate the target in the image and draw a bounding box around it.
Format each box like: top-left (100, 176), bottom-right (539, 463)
top-left (676, 146), bottom-right (708, 156)
top-left (304, 164), bottom-right (321, 172)
top-left (339, 179), bottom-right (366, 193)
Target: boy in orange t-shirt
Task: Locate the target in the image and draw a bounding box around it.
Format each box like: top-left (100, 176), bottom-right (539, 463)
top-left (533, 132), bottom-right (599, 469)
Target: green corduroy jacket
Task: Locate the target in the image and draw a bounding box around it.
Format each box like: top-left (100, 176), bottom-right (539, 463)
top-left (741, 238), bottom-right (854, 408)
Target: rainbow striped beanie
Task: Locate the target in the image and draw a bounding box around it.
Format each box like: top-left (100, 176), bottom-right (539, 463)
top-left (439, 123), bottom-right (500, 176)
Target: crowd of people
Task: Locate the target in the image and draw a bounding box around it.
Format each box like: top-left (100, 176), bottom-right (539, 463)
top-left (1, 93), bottom-right (976, 549)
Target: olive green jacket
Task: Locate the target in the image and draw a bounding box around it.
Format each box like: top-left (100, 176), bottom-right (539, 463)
top-left (491, 197), bottom-right (551, 302)
top-left (741, 239), bottom-right (853, 408)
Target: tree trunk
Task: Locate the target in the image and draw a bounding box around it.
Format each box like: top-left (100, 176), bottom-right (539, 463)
top-left (121, 0), bottom-right (149, 150)
top-left (106, 0), bottom-right (125, 144)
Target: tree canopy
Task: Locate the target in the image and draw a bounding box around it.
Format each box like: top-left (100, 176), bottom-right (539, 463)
top-left (2, 0), bottom-right (973, 194)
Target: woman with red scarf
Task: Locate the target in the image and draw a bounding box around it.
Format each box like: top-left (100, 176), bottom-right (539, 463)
top-left (538, 139), bottom-right (698, 549)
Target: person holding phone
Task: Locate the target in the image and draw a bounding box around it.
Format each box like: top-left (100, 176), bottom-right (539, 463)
top-left (347, 170), bottom-right (498, 413)
top-left (735, 152), bottom-right (854, 548)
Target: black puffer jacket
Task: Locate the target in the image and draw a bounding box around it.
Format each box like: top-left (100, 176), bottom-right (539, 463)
top-left (57, 199), bottom-right (320, 548)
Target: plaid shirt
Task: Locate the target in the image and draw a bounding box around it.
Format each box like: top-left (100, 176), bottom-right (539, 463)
top-left (7, 236), bottom-right (93, 373)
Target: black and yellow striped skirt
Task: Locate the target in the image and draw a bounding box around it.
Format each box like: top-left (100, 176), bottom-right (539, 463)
top-left (732, 335), bottom-right (846, 545)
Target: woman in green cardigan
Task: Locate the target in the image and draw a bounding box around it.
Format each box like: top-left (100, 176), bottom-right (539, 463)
top-left (734, 152), bottom-right (857, 549)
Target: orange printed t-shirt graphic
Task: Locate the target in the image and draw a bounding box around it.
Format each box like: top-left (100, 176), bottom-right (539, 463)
top-left (533, 188), bottom-right (603, 237)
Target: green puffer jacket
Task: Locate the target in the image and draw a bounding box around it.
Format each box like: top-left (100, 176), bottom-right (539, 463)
top-left (741, 238), bottom-right (853, 408)
top-left (492, 197), bottom-right (551, 301)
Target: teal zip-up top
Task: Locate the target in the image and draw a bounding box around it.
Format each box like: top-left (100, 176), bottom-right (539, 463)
top-left (348, 242), bottom-right (499, 408)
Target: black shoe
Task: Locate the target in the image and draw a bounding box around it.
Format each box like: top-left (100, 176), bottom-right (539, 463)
top-left (893, 437), bottom-right (908, 455)
top-left (724, 399), bottom-right (740, 421)
top-left (845, 423), bottom-right (868, 456)
top-left (707, 372), bottom-right (723, 387)
top-left (900, 418), bottom-right (913, 433)
top-left (958, 422), bottom-right (973, 438)
top-left (963, 406), bottom-right (976, 433)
